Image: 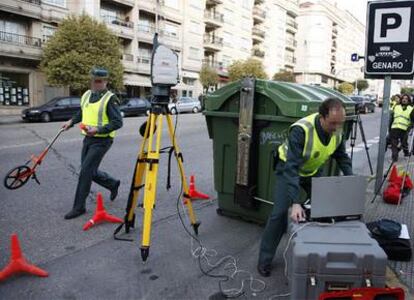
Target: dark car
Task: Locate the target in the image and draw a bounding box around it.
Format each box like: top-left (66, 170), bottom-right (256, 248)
top-left (350, 96), bottom-right (376, 114)
top-left (119, 98), bottom-right (151, 117)
top-left (21, 96), bottom-right (81, 122)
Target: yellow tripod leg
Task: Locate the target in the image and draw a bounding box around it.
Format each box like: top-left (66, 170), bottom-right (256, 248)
top-left (141, 113), bottom-right (163, 261)
top-left (124, 118), bottom-right (150, 231)
top-left (165, 114), bottom-right (200, 235)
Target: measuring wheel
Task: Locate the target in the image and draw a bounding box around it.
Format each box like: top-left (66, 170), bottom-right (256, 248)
top-left (4, 165), bottom-right (32, 190)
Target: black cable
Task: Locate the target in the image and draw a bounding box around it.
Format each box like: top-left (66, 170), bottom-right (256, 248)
top-left (172, 111), bottom-right (244, 299)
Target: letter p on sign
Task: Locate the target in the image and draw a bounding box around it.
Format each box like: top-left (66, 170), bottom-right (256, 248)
top-left (374, 7), bottom-right (411, 43)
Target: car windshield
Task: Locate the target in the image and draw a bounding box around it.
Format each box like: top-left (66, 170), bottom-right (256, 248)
top-left (350, 97), bottom-right (363, 103)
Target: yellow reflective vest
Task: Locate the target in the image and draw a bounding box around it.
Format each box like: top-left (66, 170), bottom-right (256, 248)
top-left (278, 113), bottom-right (342, 177)
top-left (391, 104), bottom-right (413, 131)
top-left (80, 90), bottom-right (116, 138)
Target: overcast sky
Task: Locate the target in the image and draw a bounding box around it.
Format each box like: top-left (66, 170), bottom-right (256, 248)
top-left (333, 0), bottom-right (369, 24)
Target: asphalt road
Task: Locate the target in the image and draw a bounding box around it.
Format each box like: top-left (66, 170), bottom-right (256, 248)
top-left (0, 110), bottom-right (412, 299)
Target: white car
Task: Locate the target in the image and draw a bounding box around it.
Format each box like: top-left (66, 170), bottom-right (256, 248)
top-left (168, 97), bottom-right (201, 114)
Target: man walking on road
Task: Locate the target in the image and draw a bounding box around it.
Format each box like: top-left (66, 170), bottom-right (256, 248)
top-left (62, 68), bottom-right (123, 219)
top-left (257, 98), bottom-right (353, 277)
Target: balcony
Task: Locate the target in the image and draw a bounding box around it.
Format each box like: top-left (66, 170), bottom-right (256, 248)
top-left (286, 19), bottom-right (298, 33)
top-left (160, 30), bottom-right (181, 50)
top-left (254, 0), bottom-right (264, 4)
top-left (332, 27), bottom-right (338, 36)
top-left (137, 56), bottom-right (151, 75)
top-left (0, 0), bottom-right (41, 20)
top-left (252, 48), bottom-right (265, 58)
top-left (285, 56), bottom-right (296, 67)
top-left (204, 11), bottom-right (224, 29)
top-left (332, 40), bottom-right (337, 49)
top-left (137, 23), bottom-right (156, 42)
top-left (203, 34), bottom-right (223, 52)
top-left (202, 59), bottom-right (227, 75)
top-left (285, 38), bottom-right (297, 50)
top-left (253, 7), bottom-right (266, 23)
top-left (206, 0), bottom-right (222, 7)
top-left (331, 55), bottom-right (336, 62)
top-left (101, 15), bottom-right (135, 39)
top-left (103, 0), bottom-right (135, 8)
top-left (252, 26), bottom-right (266, 39)
top-left (122, 53), bottom-right (139, 73)
top-left (0, 31), bottom-right (42, 60)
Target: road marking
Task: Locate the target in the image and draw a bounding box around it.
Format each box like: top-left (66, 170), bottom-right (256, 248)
top-left (0, 132), bottom-right (137, 151)
top-left (347, 136), bottom-right (379, 154)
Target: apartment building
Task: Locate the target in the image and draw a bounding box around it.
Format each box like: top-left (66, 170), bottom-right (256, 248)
top-left (0, 0), bottom-right (302, 115)
top-left (295, 0), bottom-right (365, 87)
top-left (0, 0), bottom-right (70, 115)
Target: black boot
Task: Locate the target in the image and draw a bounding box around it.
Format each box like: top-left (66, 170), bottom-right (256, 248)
top-left (64, 208), bottom-right (86, 220)
top-left (257, 264), bottom-right (272, 277)
top-left (110, 180), bottom-right (121, 201)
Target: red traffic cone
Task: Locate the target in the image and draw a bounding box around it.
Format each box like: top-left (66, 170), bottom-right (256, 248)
top-left (389, 165), bottom-right (400, 184)
top-left (188, 175), bottom-right (210, 200)
top-left (83, 193), bottom-right (123, 231)
top-left (0, 234), bottom-right (48, 282)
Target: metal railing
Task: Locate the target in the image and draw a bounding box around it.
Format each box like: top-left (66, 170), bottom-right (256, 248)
top-left (202, 59), bottom-right (222, 69)
top-left (252, 49), bottom-right (265, 58)
top-left (204, 11), bottom-right (224, 23)
top-left (286, 19), bottom-right (298, 29)
top-left (253, 7), bottom-right (266, 19)
top-left (204, 34), bottom-right (223, 47)
top-left (252, 27), bottom-right (265, 38)
top-left (137, 24), bottom-right (156, 34)
top-left (101, 15), bottom-right (134, 28)
top-left (137, 56), bottom-right (151, 64)
top-left (0, 31), bottom-right (41, 47)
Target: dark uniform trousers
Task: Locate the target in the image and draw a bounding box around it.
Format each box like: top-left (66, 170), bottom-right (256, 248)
top-left (72, 136), bottom-right (118, 211)
top-left (390, 128), bottom-right (409, 161)
top-left (258, 164), bottom-right (312, 266)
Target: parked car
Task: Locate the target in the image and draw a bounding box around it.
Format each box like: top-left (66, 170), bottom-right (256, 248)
top-left (120, 98), bottom-right (151, 117)
top-left (168, 97), bottom-right (201, 114)
top-left (21, 96), bottom-right (81, 122)
top-left (350, 96), bottom-right (376, 114)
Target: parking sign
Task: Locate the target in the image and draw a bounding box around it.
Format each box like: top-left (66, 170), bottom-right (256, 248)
top-left (365, 0), bottom-right (414, 79)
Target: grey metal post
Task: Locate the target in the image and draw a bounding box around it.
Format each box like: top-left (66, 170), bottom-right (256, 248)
top-left (375, 76), bottom-right (392, 191)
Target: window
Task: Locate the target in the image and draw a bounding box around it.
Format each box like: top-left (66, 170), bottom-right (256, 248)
top-left (182, 90), bottom-right (187, 97)
top-left (42, 0), bottom-right (66, 8)
top-left (163, 23), bottom-right (179, 39)
top-left (70, 98), bottom-right (80, 106)
top-left (56, 98), bottom-right (70, 106)
top-left (164, 0), bottom-right (179, 9)
top-left (242, 0), bottom-right (251, 9)
top-left (188, 47), bottom-right (199, 60)
top-left (224, 9), bottom-right (234, 25)
top-left (0, 20), bottom-right (27, 36)
top-left (223, 32), bottom-right (233, 48)
top-left (189, 90), bottom-right (193, 97)
top-left (183, 77), bottom-right (195, 86)
top-left (190, 20), bottom-right (201, 35)
top-left (42, 25), bottom-right (57, 42)
top-left (240, 37), bottom-right (250, 51)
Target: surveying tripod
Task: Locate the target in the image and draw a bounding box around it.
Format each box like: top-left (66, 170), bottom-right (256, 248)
top-left (349, 113), bottom-right (374, 175)
top-left (118, 102), bottom-right (200, 262)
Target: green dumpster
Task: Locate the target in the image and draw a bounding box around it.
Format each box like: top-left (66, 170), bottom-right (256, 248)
top-left (204, 78), bottom-right (356, 225)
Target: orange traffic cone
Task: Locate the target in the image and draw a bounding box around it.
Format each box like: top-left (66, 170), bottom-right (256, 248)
top-left (0, 234), bottom-right (48, 282)
top-left (83, 193), bottom-right (123, 231)
top-left (188, 175), bottom-right (210, 200)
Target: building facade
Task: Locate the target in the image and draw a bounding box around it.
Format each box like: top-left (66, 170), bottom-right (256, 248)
top-left (0, 0), bottom-right (300, 115)
top-left (295, 0), bottom-right (365, 88)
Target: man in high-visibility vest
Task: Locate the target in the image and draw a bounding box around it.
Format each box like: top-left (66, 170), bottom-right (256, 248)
top-left (257, 98), bottom-right (353, 277)
top-left (61, 68), bottom-right (123, 219)
top-left (389, 94), bottom-right (414, 162)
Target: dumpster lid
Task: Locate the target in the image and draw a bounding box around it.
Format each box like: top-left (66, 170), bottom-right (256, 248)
top-left (205, 79), bottom-right (356, 118)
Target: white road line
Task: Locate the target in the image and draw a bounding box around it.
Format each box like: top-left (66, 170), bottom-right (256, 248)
top-left (0, 132), bottom-right (137, 151)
